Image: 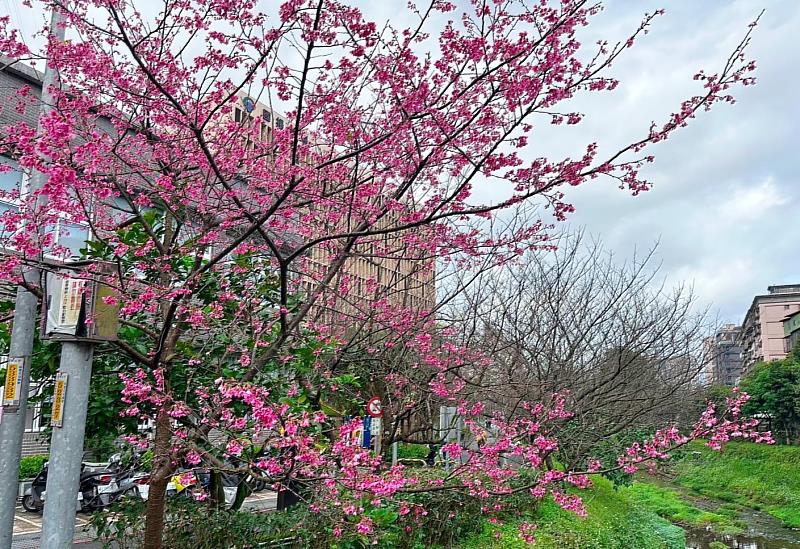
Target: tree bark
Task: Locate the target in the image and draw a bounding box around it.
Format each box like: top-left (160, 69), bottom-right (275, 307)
top-left (209, 470), bottom-right (225, 509)
top-left (143, 408), bottom-right (172, 549)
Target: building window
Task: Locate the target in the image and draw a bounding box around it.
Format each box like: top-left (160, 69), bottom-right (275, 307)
top-left (41, 219), bottom-right (90, 259)
top-left (0, 156), bottom-right (91, 259)
top-left (109, 195), bottom-right (135, 222)
top-left (0, 156), bottom-right (22, 231)
top-left (276, 118), bottom-right (284, 130)
top-left (56, 221), bottom-right (90, 258)
top-left (0, 156), bottom-right (22, 196)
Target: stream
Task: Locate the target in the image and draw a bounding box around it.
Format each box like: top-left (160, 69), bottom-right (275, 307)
top-left (679, 493), bottom-right (800, 549)
top-left (636, 476), bottom-right (800, 549)
top-left (684, 507), bottom-right (800, 549)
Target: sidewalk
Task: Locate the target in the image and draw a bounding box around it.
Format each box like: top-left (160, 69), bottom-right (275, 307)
top-left (10, 491), bottom-right (277, 548)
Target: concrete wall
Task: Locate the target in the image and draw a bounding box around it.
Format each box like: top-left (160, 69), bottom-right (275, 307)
top-left (0, 62), bottom-right (42, 129)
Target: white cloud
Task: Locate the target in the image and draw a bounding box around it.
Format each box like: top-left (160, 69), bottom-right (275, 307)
top-left (717, 177), bottom-right (789, 223)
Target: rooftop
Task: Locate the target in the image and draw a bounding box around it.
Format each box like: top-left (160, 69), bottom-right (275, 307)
top-left (0, 55), bottom-right (43, 86)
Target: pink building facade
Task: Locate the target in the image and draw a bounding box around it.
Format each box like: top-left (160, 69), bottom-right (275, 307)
top-left (739, 285), bottom-right (800, 377)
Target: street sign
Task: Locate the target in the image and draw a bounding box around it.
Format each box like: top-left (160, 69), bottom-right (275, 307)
top-left (362, 416), bottom-right (372, 448)
top-left (367, 396), bottom-right (382, 418)
top-left (371, 417), bottom-right (382, 454)
top-left (51, 373), bottom-right (68, 428)
top-left (1, 358), bottom-right (23, 407)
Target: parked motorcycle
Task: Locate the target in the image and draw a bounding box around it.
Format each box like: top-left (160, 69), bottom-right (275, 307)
top-left (21, 459), bottom-right (142, 513)
top-left (22, 461), bottom-right (114, 513)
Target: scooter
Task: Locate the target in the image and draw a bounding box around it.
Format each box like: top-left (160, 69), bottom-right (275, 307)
top-left (97, 462), bottom-right (149, 504)
top-left (21, 461), bottom-right (117, 513)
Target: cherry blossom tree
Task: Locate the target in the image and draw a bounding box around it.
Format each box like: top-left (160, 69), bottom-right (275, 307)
top-left (0, 0), bottom-right (767, 546)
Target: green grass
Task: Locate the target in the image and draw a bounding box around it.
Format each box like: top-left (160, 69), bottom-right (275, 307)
top-left (622, 482), bottom-right (743, 535)
top-left (460, 477), bottom-right (684, 549)
top-left (459, 441), bottom-right (800, 547)
top-left (671, 441), bottom-right (800, 527)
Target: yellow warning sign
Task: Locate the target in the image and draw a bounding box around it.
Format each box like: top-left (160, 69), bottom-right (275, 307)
top-left (51, 373), bottom-right (68, 427)
top-left (2, 359), bottom-right (22, 406)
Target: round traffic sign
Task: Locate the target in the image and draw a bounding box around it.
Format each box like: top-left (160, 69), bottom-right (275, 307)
top-left (367, 396), bottom-right (382, 418)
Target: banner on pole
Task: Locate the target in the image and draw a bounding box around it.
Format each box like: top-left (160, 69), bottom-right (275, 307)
top-left (51, 373), bottom-right (68, 427)
top-left (2, 358), bottom-right (24, 407)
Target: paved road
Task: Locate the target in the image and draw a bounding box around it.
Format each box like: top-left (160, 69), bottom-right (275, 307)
top-left (10, 491), bottom-right (278, 549)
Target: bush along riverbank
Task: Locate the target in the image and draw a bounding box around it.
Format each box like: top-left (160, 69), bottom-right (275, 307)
top-left (460, 476), bottom-right (685, 549)
top-left (667, 440), bottom-right (800, 528)
top-left (461, 441), bottom-right (800, 549)
top-left (624, 440), bottom-right (800, 549)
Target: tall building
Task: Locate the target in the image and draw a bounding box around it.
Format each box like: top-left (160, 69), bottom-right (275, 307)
top-left (228, 93), bottom-right (436, 315)
top-left (0, 59), bottom-right (435, 318)
top-left (702, 324), bottom-right (743, 386)
top-left (0, 57), bottom-right (90, 260)
top-left (739, 285), bottom-right (800, 377)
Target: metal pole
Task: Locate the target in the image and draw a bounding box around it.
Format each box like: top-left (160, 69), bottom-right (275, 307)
top-left (391, 441), bottom-right (398, 467)
top-left (0, 9), bottom-right (65, 549)
top-left (40, 342), bottom-right (94, 548)
top-left (0, 281), bottom-right (37, 549)
top-left (456, 415), bottom-right (462, 466)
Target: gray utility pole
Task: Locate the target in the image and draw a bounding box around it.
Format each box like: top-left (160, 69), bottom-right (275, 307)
top-left (40, 342), bottom-right (94, 548)
top-left (0, 9), bottom-right (65, 549)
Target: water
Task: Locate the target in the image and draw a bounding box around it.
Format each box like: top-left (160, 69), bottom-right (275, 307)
top-left (684, 507), bottom-right (800, 549)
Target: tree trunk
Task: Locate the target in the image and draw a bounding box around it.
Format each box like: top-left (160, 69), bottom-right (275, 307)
top-left (209, 470), bottom-right (225, 509)
top-left (143, 408), bottom-right (172, 549)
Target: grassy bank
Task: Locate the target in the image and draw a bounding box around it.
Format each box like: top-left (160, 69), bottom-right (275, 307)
top-left (623, 483), bottom-right (743, 535)
top-left (460, 477), bottom-right (685, 549)
top-left (671, 441), bottom-right (800, 527)
top-left (459, 441), bottom-right (800, 547)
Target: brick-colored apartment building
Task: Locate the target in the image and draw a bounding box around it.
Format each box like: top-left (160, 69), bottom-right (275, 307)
top-left (739, 285), bottom-right (800, 377)
top-left (0, 66), bottom-right (436, 456)
top-left (226, 92), bottom-right (436, 316)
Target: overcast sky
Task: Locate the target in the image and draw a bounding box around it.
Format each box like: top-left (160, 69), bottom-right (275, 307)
top-left (3, 0), bottom-right (798, 326)
top-left (564, 1), bottom-right (800, 326)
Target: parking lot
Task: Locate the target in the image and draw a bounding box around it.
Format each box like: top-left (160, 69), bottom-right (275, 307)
top-left (10, 491), bottom-right (278, 548)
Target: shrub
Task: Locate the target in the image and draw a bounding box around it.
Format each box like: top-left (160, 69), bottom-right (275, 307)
top-left (395, 443), bottom-right (429, 460)
top-left (462, 477), bottom-right (685, 549)
top-left (300, 489), bottom-right (492, 549)
top-left (91, 497), bottom-right (308, 549)
top-left (19, 455), bottom-right (47, 480)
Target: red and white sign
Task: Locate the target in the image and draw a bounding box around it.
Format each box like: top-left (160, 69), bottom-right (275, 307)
top-left (367, 396), bottom-right (382, 418)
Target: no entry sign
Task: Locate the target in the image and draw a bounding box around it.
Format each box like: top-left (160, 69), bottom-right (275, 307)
top-left (367, 396), bottom-right (382, 418)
